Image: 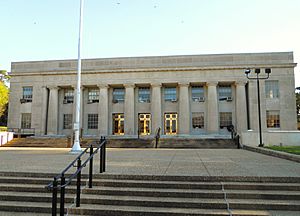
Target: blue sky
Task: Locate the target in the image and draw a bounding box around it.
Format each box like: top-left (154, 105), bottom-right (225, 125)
top-left (1, 0), bottom-right (300, 86)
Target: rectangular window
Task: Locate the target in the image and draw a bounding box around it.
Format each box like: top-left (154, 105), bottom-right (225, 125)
top-left (113, 113), bottom-right (124, 135)
top-left (138, 87), bottom-right (150, 103)
top-left (192, 112), bottom-right (204, 129)
top-left (139, 113), bottom-right (151, 135)
top-left (63, 89), bottom-right (74, 104)
top-left (267, 111), bottom-right (280, 128)
top-left (218, 85), bottom-right (232, 101)
top-left (265, 80), bottom-right (279, 98)
top-left (88, 88), bottom-right (99, 103)
top-left (88, 114), bottom-right (98, 129)
top-left (22, 87), bottom-right (33, 102)
top-left (191, 86), bottom-right (204, 102)
top-left (21, 113), bottom-right (31, 129)
top-left (63, 114), bottom-right (72, 129)
top-left (164, 87), bottom-right (177, 102)
top-left (113, 88), bottom-right (125, 103)
top-left (219, 112), bottom-right (232, 129)
top-left (164, 113), bottom-right (177, 135)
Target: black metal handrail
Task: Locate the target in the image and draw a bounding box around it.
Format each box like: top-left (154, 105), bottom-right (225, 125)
top-left (46, 136), bottom-right (107, 216)
top-left (154, 127), bottom-right (161, 148)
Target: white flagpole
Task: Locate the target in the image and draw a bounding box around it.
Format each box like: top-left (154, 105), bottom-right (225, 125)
top-left (71, 0), bottom-right (84, 153)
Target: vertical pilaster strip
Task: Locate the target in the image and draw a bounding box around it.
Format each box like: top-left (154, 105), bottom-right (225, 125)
top-left (41, 86), bottom-right (48, 135)
top-left (47, 86), bottom-right (59, 135)
top-left (206, 82), bottom-right (219, 133)
top-left (98, 84), bottom-right (109, 136)
top-left (124, 84), bottom-right (135, 135)
top-left (151, 83), bottom-right (162, 135)
top-left (179, 82), bottom-right (190, 134)
top-left (235, 81), bottom-right (247, 133)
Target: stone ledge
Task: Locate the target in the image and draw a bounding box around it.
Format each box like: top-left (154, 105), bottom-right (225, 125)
top-left (243, 145), bottom-right (300, 163)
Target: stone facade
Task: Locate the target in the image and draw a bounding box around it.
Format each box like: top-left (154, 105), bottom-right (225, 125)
top-left (8, 52), bottom-right (297, 140)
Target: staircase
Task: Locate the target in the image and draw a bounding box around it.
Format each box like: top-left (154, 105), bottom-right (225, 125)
top-left (0, 172), bottom-right (299, 215)
top-left (2, 137), bottom-right (94, 148)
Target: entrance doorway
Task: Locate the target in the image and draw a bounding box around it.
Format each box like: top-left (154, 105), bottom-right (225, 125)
top-left (164, 113), bottom-right (177, 135)
top-left (138, 113), bottom-right (151, 135)
top-left (113, 113), bottom-right (124, 135)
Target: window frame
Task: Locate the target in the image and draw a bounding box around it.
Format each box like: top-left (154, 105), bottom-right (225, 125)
top-left (87, 114), bottom-right (98, 129)
top-left (265, 80), bottom-right (279, 99)
top-left (63, 114), bottom-right (73, 129)
top-left (21, 113), bottom-right (31, 129)
top-left (218, 85), bottom-right (232, 101)
top-left (112, 88), bottom-right (125, 103)
top-left (191, 86), bottom-right (204, 102)
top-left (266, 110), bottom-right (280, 128)
top-left (22, 87), bottom-right (33, 102)
top-left (164, 87), bottom-right (177, 102)
top-left (219, 112), bottom-right (232, 129)
top-left (138, 87), bottom-right (150, 103)
top-left (63, 88), bottom-right (74, 104)
top-left (88, 88), bottom-right (99, 103)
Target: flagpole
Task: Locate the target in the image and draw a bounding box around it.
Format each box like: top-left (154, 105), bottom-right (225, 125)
top-left (71, 0), bottom-right (84, 153)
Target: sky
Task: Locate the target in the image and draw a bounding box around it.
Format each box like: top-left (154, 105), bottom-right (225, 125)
top-left (1, 0), bottom-right (300, 87)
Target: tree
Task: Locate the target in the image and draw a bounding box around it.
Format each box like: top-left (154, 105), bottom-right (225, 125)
top-left (0, 70), bottom-right (9, 126)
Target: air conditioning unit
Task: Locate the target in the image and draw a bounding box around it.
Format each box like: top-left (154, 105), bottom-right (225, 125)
top-left (199, 97), bottom-right (205, 102)
top-left (20, 98), bottom-right (27, 103)
top-left (63, 99), bottom-right (69, 104)
top-left (87, 99), bottom-right (93, 104)
top-left (226, 97), bottom-right (233, 102)
top-left (112, 99), bottom-right (118, 103)
top-left (171, 98), bottom-right (177, 102)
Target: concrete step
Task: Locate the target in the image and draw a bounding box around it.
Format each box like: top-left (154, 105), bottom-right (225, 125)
top-left (0, 201), bottom-right (52, 214)
top-left (68, 204), bottom-right (270, 216)
top-left (83, 186), bottom-right (300, 200)
top-left (93, 173), bottom-right (300, 183)
top-left (92, 179), bottom-right (300, 191)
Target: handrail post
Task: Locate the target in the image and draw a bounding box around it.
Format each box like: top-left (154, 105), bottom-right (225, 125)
top-left (76, 158), bottom-right (82, 207)
top-left (89, 144), bottom-right (93, 188)
top-left (52, 177), bottom-right (58, 216)
top-left (100, 136), bottom-right (104, 173)
top-left (60, 175), bottom-right (66, 216)
top-left (103, 138), bottom-right (106, 172)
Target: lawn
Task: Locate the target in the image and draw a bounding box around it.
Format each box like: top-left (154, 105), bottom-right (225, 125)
top-left (265, 146), bottom-right (300, 155)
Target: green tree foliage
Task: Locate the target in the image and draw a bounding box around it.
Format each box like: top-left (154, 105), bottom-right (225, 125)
top-left (0, 70), bottom-right (9, 125)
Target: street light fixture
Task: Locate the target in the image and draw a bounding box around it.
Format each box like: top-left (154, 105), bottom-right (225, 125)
top-left (245, 68), bottom-right (271, 147)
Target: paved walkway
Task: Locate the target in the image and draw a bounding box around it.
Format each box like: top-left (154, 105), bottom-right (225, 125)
top-left (0, 147), bottom-right (299, 177)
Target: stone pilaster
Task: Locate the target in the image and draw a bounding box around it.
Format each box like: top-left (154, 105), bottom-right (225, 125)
top-left (178, 82), bottom-right (190, 134)
top-left (235, 81), bottom-right (247, 133)
top-left (98, 84), bottom-right (109, 136)
top-left (47, 86), bottom-right (59, 135)
top-left (124, 84), bottom-right (135, 135)
top-left (151, 83), bottom-right (162, 135)
top-left (206, 82), bottom-right (219, 133)
top-left (41, 86), bottom-right (48, 135)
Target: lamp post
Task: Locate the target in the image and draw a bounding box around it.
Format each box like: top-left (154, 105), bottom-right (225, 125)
top-left (245, 68), bottom-right (271, 147)
top-left (71, 0), bottom-right (84, 153)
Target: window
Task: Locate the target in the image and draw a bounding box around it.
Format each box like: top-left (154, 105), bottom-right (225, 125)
top-left (22, 87), bottom-right (33, 102)
top-left (219, 112), bottom-right (232, 129)
top-left (113, 88), bottom-right (125, 103)
top-left (192, 112), bottom-right (204, 129)
top-left (218, 85), bottom-right (232, 101)
top-left (164, 113), bottom-right (177, 135)
top-left (139, 113), bottom-right (151, 135)
top-left (265, 80), bottom-right (279, 98)
top-left (21, 113), bottom-right (31, 129)
top-left (267, 111), bottom-right (280, 128)
top-left (138, 87), bottom-right (150, 103)
top-left (88, 114), bottom-right (98, 129)
top-left (113, 113), bottom-right (124, 135)
top-left (63, 89), bottom-right (74, 104)
top-left (63, 114), bottom-right (72, 129)
top-left (164, 87), bottom-right (177, 102)
top-left (191, 86), bottom-right (204, 102)
top-left (88, 88), bottom-right (99, 103)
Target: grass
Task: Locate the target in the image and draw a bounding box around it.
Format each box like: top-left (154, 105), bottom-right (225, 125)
top-left (0, 126), bottom-right (7, 132)
top-left (265, 146), bottom-right (300, 155)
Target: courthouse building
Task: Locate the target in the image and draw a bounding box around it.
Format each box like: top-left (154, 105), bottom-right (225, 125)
top-left (7, 52), bottom-right (297, 143)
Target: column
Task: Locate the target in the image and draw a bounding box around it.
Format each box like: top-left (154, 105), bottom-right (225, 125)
top-left (124, 84), bottom-right (135, 135)
top-left (206, 82), bottom-right (219, 133)
top-left (179, 82), bottom-right (190, 134)
top-left (47, 86), bottom-right (59, 135)
top-left (41, 86), bottom-right (48, 135)
top-left (98, 84), bottom-right (109, 136)
top-left (151, 83), bottom-right (162, 134)
top-left (235, 81), bottom-right (247, 133)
